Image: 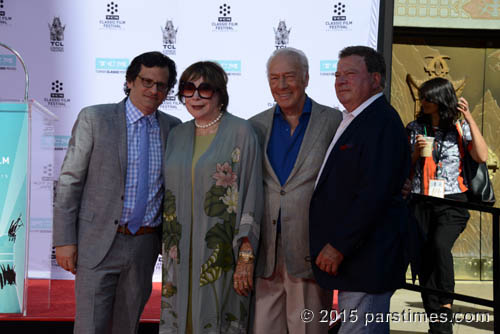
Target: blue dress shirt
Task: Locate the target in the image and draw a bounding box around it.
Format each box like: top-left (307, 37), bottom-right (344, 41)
top-left (120, 98), bottom-right (163, 227)
top-left (267, 96), bottom-right (312, 230)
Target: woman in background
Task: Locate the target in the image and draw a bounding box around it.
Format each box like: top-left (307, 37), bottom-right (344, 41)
top-left (159, 61), bottom-right (262, 334)
top-left (407, 77), bottom-right (488, 334)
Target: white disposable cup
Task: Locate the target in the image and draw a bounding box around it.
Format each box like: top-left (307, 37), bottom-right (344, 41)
top-left (420, 136), bottom-right (434, 157)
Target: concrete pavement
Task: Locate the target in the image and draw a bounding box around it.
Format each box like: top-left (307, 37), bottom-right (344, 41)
top-left (390, 281), bottom-right (493, 333)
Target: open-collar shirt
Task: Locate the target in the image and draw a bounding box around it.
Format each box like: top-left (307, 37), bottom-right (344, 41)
top-left (315, 92), bottom-right (383, 188)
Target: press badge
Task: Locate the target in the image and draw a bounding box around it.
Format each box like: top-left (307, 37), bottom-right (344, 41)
top-left (429, 179), bottom-right (445, 198)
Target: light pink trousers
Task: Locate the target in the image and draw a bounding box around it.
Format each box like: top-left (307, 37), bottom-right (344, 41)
top-left (252, 237), bottom-right (332, 334)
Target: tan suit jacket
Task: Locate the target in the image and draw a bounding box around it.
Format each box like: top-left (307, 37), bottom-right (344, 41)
top-left (249, 98), bottom-right (341, 279)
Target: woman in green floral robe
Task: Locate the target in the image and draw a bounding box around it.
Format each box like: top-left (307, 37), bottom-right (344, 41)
top-left (160, 61), bottom-right (262, 334)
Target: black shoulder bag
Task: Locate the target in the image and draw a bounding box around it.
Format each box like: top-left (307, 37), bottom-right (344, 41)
top-left (457, 121), bottom-right (496, 205)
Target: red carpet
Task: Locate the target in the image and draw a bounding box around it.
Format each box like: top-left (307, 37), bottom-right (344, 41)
top-left (0, 279), bottom-right (160, 322)
top-left (1, 279), bottom-right (338, 326)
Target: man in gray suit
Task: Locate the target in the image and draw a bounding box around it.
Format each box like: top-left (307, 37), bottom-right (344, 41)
top-left (53, 51), bottom-right (181, 334)
top-left (250, 48), bottom-right (342, 333)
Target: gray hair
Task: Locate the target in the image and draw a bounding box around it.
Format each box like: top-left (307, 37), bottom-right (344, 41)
top-left (266, 47), bottom-right (309, 80)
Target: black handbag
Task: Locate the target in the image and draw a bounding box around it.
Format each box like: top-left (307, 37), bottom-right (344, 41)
top-left (457, 121), bottom-right (496, 205)
top-left (463, 153), bottom-right (495, 205)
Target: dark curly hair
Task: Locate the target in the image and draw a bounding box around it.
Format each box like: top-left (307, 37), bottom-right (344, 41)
top-left (177, 61), bottom-right (229, 111)
top-left (417, 77), bottom-right (460, 130)
top-left (123, 51), bottom-right (177, 96)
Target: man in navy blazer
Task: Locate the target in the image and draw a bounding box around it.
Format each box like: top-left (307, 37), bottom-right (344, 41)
top-left (310, 46), bottom-right (411, 333)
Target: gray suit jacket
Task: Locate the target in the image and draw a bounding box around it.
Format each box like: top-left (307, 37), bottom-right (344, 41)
top-left (249, 98), bottom-right (341, 279)
top-left (53, 98), bottom-right (181, 268)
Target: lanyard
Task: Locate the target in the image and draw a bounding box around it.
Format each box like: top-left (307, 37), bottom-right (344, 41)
top-left (430, 127), bottom-right (447, 178)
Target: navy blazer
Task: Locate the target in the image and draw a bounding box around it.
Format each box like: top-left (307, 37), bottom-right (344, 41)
top-left (309, 95), bottom-right (411, 293)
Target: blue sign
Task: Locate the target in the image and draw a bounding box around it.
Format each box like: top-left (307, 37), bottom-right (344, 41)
top-left (0, 55), bottom-right (16, 68)
top-left (0, 102), bottom-right (28, 314)
top-left (215, 60), bottom-right (241, 73)
top-left (54, 135), bottom-right (70, 150)
top-left (320, 60), bottom-right (338, 73)
top-left (95, 58), bottom-right (129, 71)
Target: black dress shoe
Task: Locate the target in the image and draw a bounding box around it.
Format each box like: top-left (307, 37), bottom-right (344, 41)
top-left (428, 308), bottom-right (453, 334)
top-left (438, 307), bottom-right (453, 334)
top-left (328, 320), bottom-right (341, 334)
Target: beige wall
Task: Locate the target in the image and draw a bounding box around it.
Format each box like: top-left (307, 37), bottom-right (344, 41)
top-left (391, 42), bottom-right (500, 279)
top-left (394, 0), bottom-right (500, 30)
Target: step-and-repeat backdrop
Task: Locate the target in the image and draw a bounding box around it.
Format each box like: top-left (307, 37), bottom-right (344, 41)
top-left (0, 0), bottom-right (380, 280)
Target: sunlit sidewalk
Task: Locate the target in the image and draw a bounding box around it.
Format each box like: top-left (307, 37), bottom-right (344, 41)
top-left (389, 281), bottom-right (493, 333)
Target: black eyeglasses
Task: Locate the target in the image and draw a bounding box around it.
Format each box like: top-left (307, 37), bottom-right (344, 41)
top-left (137, 75), bottom-right (169, 92)
top-left (179, 81), bottom-right (216, 99)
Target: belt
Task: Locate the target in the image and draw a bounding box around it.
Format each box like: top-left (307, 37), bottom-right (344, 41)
top-left (116, 224), bottom-right (160, 236)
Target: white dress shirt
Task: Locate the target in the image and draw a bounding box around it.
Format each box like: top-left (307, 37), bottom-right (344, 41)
top-left (314, 92), bottom-right (384, 188)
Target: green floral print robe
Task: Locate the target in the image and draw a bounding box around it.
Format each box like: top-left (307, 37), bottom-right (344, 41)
top-left (160, 113), bottom-right (263, 334)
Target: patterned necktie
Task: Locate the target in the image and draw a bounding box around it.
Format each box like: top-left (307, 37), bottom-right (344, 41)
top-left (128, 117), bottom-right (150, 234)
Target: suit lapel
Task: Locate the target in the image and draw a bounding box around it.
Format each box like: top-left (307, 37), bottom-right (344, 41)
top-left (285, 101), bottom-right (328, 184)
top-left (157, 111), bottom-right (171, 152)
top-left (315, 96), bottom-right (383, 190)
top-left (333, 96), bottom-right (383, 149)
top-left (262, 107), bottom-right (281, 185)
top-left (114, 100), bottom-right (128, 181)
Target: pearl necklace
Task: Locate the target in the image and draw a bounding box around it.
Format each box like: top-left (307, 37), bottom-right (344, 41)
top-left (194, 112), bottom-right (223, 129)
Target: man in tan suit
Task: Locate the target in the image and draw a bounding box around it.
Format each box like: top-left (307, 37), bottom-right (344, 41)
top-left (250, 47), bottom-right (342, 333)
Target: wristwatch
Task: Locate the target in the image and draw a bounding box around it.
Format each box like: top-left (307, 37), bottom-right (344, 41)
top-left (238, 250), bottom-right (255, 263)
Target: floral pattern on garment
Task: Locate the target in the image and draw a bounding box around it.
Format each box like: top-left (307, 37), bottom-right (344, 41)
top-left (162, 189), bottom-right (181, 326)
top-left (160, 114), bottom-right (262, 334)
top-left (407, 120), bottom-right (472, 195)
top-left (199, 148), bottom-right (246, 331)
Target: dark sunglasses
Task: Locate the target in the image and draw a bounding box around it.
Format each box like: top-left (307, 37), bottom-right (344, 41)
top-left (179, 81), bottom-right (216, 99)
top-left (419, 95), bottom-right (437, 104)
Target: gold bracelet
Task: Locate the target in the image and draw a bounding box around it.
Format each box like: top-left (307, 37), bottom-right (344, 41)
top-left (238, 250), bottom-right (255, 263)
